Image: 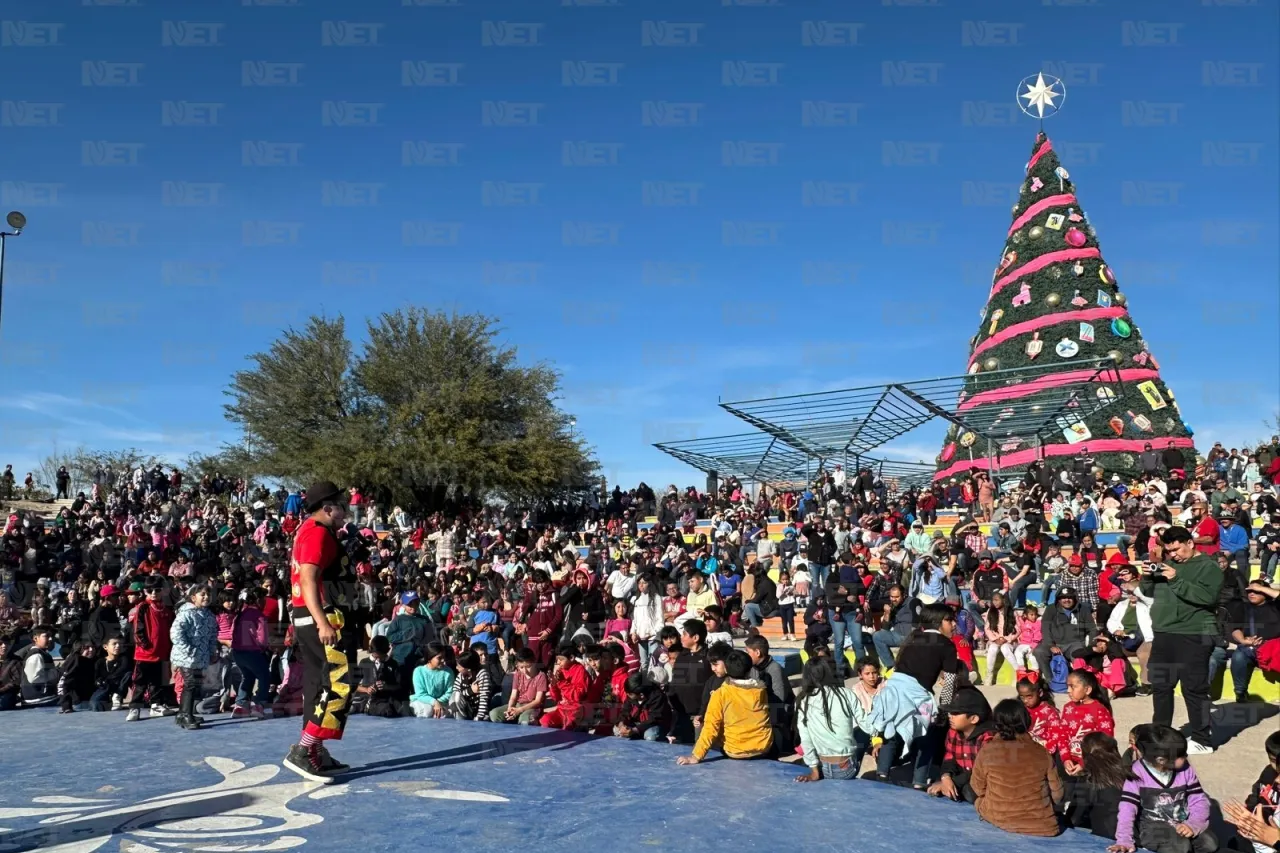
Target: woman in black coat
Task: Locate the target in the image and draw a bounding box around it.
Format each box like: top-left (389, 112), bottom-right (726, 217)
top-left (742, 564), bottom-right (778, 628)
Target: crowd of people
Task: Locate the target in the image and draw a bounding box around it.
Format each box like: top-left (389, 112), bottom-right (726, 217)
top-left (2, 434), bottom-right (1280, 849)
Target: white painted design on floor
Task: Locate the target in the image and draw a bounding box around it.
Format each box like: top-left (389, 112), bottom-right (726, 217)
top-left (0, 756), bottom-right (509, 853)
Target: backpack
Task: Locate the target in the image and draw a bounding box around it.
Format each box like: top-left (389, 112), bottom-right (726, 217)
top-left (1048, 654), bottom-right (1071, 694)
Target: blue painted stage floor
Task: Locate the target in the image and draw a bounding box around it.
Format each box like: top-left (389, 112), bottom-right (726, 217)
top-left (0, 710), bottom-right (1109, 853)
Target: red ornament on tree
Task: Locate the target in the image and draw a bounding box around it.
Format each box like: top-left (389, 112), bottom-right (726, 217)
top-left (1065, 227), bottom-right (1087, 247)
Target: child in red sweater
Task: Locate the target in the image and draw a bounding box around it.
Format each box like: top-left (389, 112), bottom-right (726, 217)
top-left (1018, 675), bottom-right (1062, 752)
top-left (1059, 669), bottom-right (1115, 775)
top-left (539, 644), bottom-right (594, 730)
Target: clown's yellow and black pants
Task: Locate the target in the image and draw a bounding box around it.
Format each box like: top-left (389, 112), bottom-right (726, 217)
top-left (295, 608), bottom-right (356, 741)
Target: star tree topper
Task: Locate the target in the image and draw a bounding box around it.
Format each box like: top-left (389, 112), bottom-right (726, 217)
top-left (1017, 72), bottom-right (1066, 120)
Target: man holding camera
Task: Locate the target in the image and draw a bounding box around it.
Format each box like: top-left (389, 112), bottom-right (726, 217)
top-left (1140, 525), bottom-right (1223, 755)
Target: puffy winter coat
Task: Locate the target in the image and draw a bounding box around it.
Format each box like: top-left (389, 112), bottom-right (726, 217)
top-left (169, 602), bottom-right (219, 670)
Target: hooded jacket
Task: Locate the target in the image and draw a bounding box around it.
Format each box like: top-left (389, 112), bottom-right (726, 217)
top-left (169, 601), bottom-right (219, 670)
top-left (547, 659), bottom-right (593, 728)
top-left (561, 569), bottom-right (607, 637)
top-left (691, 677), bottom-right (773, 761)
top-left (129, 600), bottom-right (174, 664)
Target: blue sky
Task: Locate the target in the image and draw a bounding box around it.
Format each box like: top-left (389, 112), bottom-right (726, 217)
top-left (0, 0), bottom-right (1276, 489)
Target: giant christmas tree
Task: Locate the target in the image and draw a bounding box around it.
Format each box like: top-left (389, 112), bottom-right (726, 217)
top-left (933, 130), bottom-right (1196, 481)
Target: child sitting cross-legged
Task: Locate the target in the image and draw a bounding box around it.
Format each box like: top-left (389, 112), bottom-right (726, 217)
top-left (928, 687), bottom-right (996, 803)
top-left (355, 635), bottom-right (407, 718)
top-left (793, 656), bottom-right (861, 783)
top-left (970, 698), bottom-right (1064, 837)
top-left (410, 642), bottom-right (455, 719)
top-left (540, 644), bottom-right (593, 731)
top-left (94, 637), bottom-right (132, 711)
top-left (1068, 732), bottom-right (1134, 841)
top-left (448, 650), bottom-right (492, 721)
top-left (615, 671), bottom-right (674, 742)
top-left (1110, 725), bottom-right (1217, 853)
top-left (490, 647), bottom-right (547, 725)
top-left (676, 649), bottom-right (773, 765)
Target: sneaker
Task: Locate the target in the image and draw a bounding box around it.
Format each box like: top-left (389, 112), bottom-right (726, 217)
top-left (283, 745), bottom-right (334, 784)
top-left (111, 696), bottom-right (123, 711)
top-left (318, 745), bottom-right (350, 774)
top-left (59, 707), bottom-right (74, 714)
top-left (259, 706), bottom-right (273, 719)
top-left (1186, 740), bottom-right (1215, 756)
top-left (152, 703), bottom-right (179, 717)
top-left (125, 708), bottom-right (141, 722)
top-left (232, 705), bottom-right (254, 719)
top-left (250, 703), bottom-right (267, 720)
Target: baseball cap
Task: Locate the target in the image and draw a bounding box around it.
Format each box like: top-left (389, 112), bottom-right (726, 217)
top-left (399, 591), bottom-right (419, 606)
top-left (1068, 554), bottom-right (1083, 567)
top-left (1058, 586), bottom-right (1079, 601)
top-left (98, 584), bottom-right (117, 598)
top-left (128, 581), bottom-right (145, 593)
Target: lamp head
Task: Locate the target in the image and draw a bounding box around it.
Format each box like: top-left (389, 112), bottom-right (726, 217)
top-left (5, 211), bottom-right (25, 231)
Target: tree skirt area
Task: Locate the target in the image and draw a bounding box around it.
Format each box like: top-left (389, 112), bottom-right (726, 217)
top-left (0, 710), bottom-right (1108, 853)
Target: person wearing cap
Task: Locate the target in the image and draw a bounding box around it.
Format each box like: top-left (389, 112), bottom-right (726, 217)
top-left (1141, 525), bottom-right (1223, 755)
top-left (126, 575), bottom-right (177, 721)
top-left (928, 687), bottom-right (994, 802)
top-left (904, 521), bottom-right (932, 559)
top-left (1032, 586), bottom-right (1096, 677)
top-left (1215, 507), bottom-right (1251, 578)
top-left (283, 480), bottom-right (357, 783)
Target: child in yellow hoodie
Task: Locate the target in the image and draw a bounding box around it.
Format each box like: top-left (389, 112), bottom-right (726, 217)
top-left (677, 650), bottom-right (774, 765)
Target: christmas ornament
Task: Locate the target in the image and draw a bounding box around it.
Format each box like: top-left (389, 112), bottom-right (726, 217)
top-left (1072, 260), bottom-right (1085, 277)
top-left (1132, 350), bottom-right (1149, 366)
top-left (1050, 266), bottom-right (1063, 280)
top-left (1079, 322), bottom-right (1095, 343)
top-left (1164, 418), bottom-right (1176, 431)
top-left (1110, 317), bottom-right (1132, 338)
top-left (1055, 414), bottom-right (1092, 444)
top-left (1029, 176), bottom-right (1044, 192)
top-left (988, 308), bottom-right (1003, 334)
top-left (1070, 289), bottom-right (1087, 307)
top-left (1028, 225), bottom-right (1045, 240)
top-left (968, 362), bottom-right (982, 374)
top-left (1011, 282), bottom-right (1031, 306)
top-left (1119, 453), bottom-right (1136, 467)
top-left (940, 443), bottom-right (956, 462)
top-left (959, 431), bottom-right (977, 448)
top-left (1054, 166), bottom-right (1069, 191)
top-left (1000, 438), bottom-right (1022, 452)
top-left (1099, 265), bottom-right (1116, 286)
top-left (1128, 410), bottom-right (1153, 432)
top-left (1055, 337), bottom-right (1079, 358)
top-left (995, 250), bottom-right (1017, 279)
top-left (1108, 415), bottom-right (1125, 436)
top-left (1065, 227), bottom-right (1087, 247)
top-left (1137, 380), bottom-right (1168, 410)
top-left (1113, 291), bottom-right (1126, 306)
top-left (983, 356), bottom-right (999, 371)
top-left (1025, 332), bottom-right (1043, 359)
top-left (1107, 349), bottom-right (1123, 362)
top-left (1045, 213), bottom-right (1065, 230)
top-left (1096, 387), bottom-right (1118, 406)
top-left (1067, 208), bottom-right (1083, 222)
top-left (1096, 290), bottom-right (1112, 308)
top-left (1011, 230), bottom-right (1023, 244)
top-left (1045, 292), bottom-right (1062, 307)
top-left (1018, 72), bottom-right (1066, 120)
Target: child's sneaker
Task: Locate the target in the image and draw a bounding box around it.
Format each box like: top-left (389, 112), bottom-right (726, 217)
top-left (125, 708), bottom-right (141, 722)
top-left (252, 703), bottom-right (268, 719)
top-left (152, 703), bottom-right (179, 717)
top-left (232, 704), bottom-right (254, 719)
top-left (283, 745), bottom-right (333, 784)
top-left (111, 696), bottom-right (123, 711)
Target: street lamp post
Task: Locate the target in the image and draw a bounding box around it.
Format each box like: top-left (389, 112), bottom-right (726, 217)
top-left (0, 211), bottom-right (28, 337)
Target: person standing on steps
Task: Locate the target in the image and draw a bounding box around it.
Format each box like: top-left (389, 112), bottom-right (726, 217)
top-left (283, 481), bottom-right (358, 783)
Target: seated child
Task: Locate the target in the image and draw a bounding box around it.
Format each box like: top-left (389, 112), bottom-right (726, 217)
top-left (1246, 732), bottom-right (1280, 827)
top-left (699, 642), bottom-right (734, 720)
top-left (1060, 669), bottom-right (1116, 776)
top-left (1017, 676), bottom-right (1061, 751)
top-left (593, 644), bottom-right (630, 734)
top-left (1076, 635), bottom-right (1140, 698)
top-left (677, 649), bottom-right (773, 765)
top-left (411, 642), bottom-right (456, 718)
top-left (615, 671), bottom-right (674, 742)
top-left (57, 640), bottom-right (98, 713)
top-left (355, 635), bottom-right (406, 718)
top-left (18, 625), bottom-right (59, 707)
top-left (1110, 725), bottom-right (1217, 853)
top-left (448, 650), bottom-right (492, 721)
top-left (702, 606), bottom-right (734, 648)
top-left (540, 644), bottom-right (593, 731)
top-left (971, 698), bottom-right (1064, 837)
top-left (1068, 732), bottom-right (1133, 840)
top-left (490, 648), bottom-right (547, 725)
top-left (745, 635), bottom-right (795, 755)
top-left (793, 657), bottom-right (860, 783)
top-left (929, 687), bottom-right (995, 803)
top-left (94, 637), bottom-right (132, 711)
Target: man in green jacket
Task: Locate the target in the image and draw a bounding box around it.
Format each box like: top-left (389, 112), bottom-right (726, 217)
top-left (1141, 525), bottom-right (1223, 755)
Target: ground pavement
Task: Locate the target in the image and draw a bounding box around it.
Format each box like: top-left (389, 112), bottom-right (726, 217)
top-left (0, 708), bottom-right (1107, 853)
